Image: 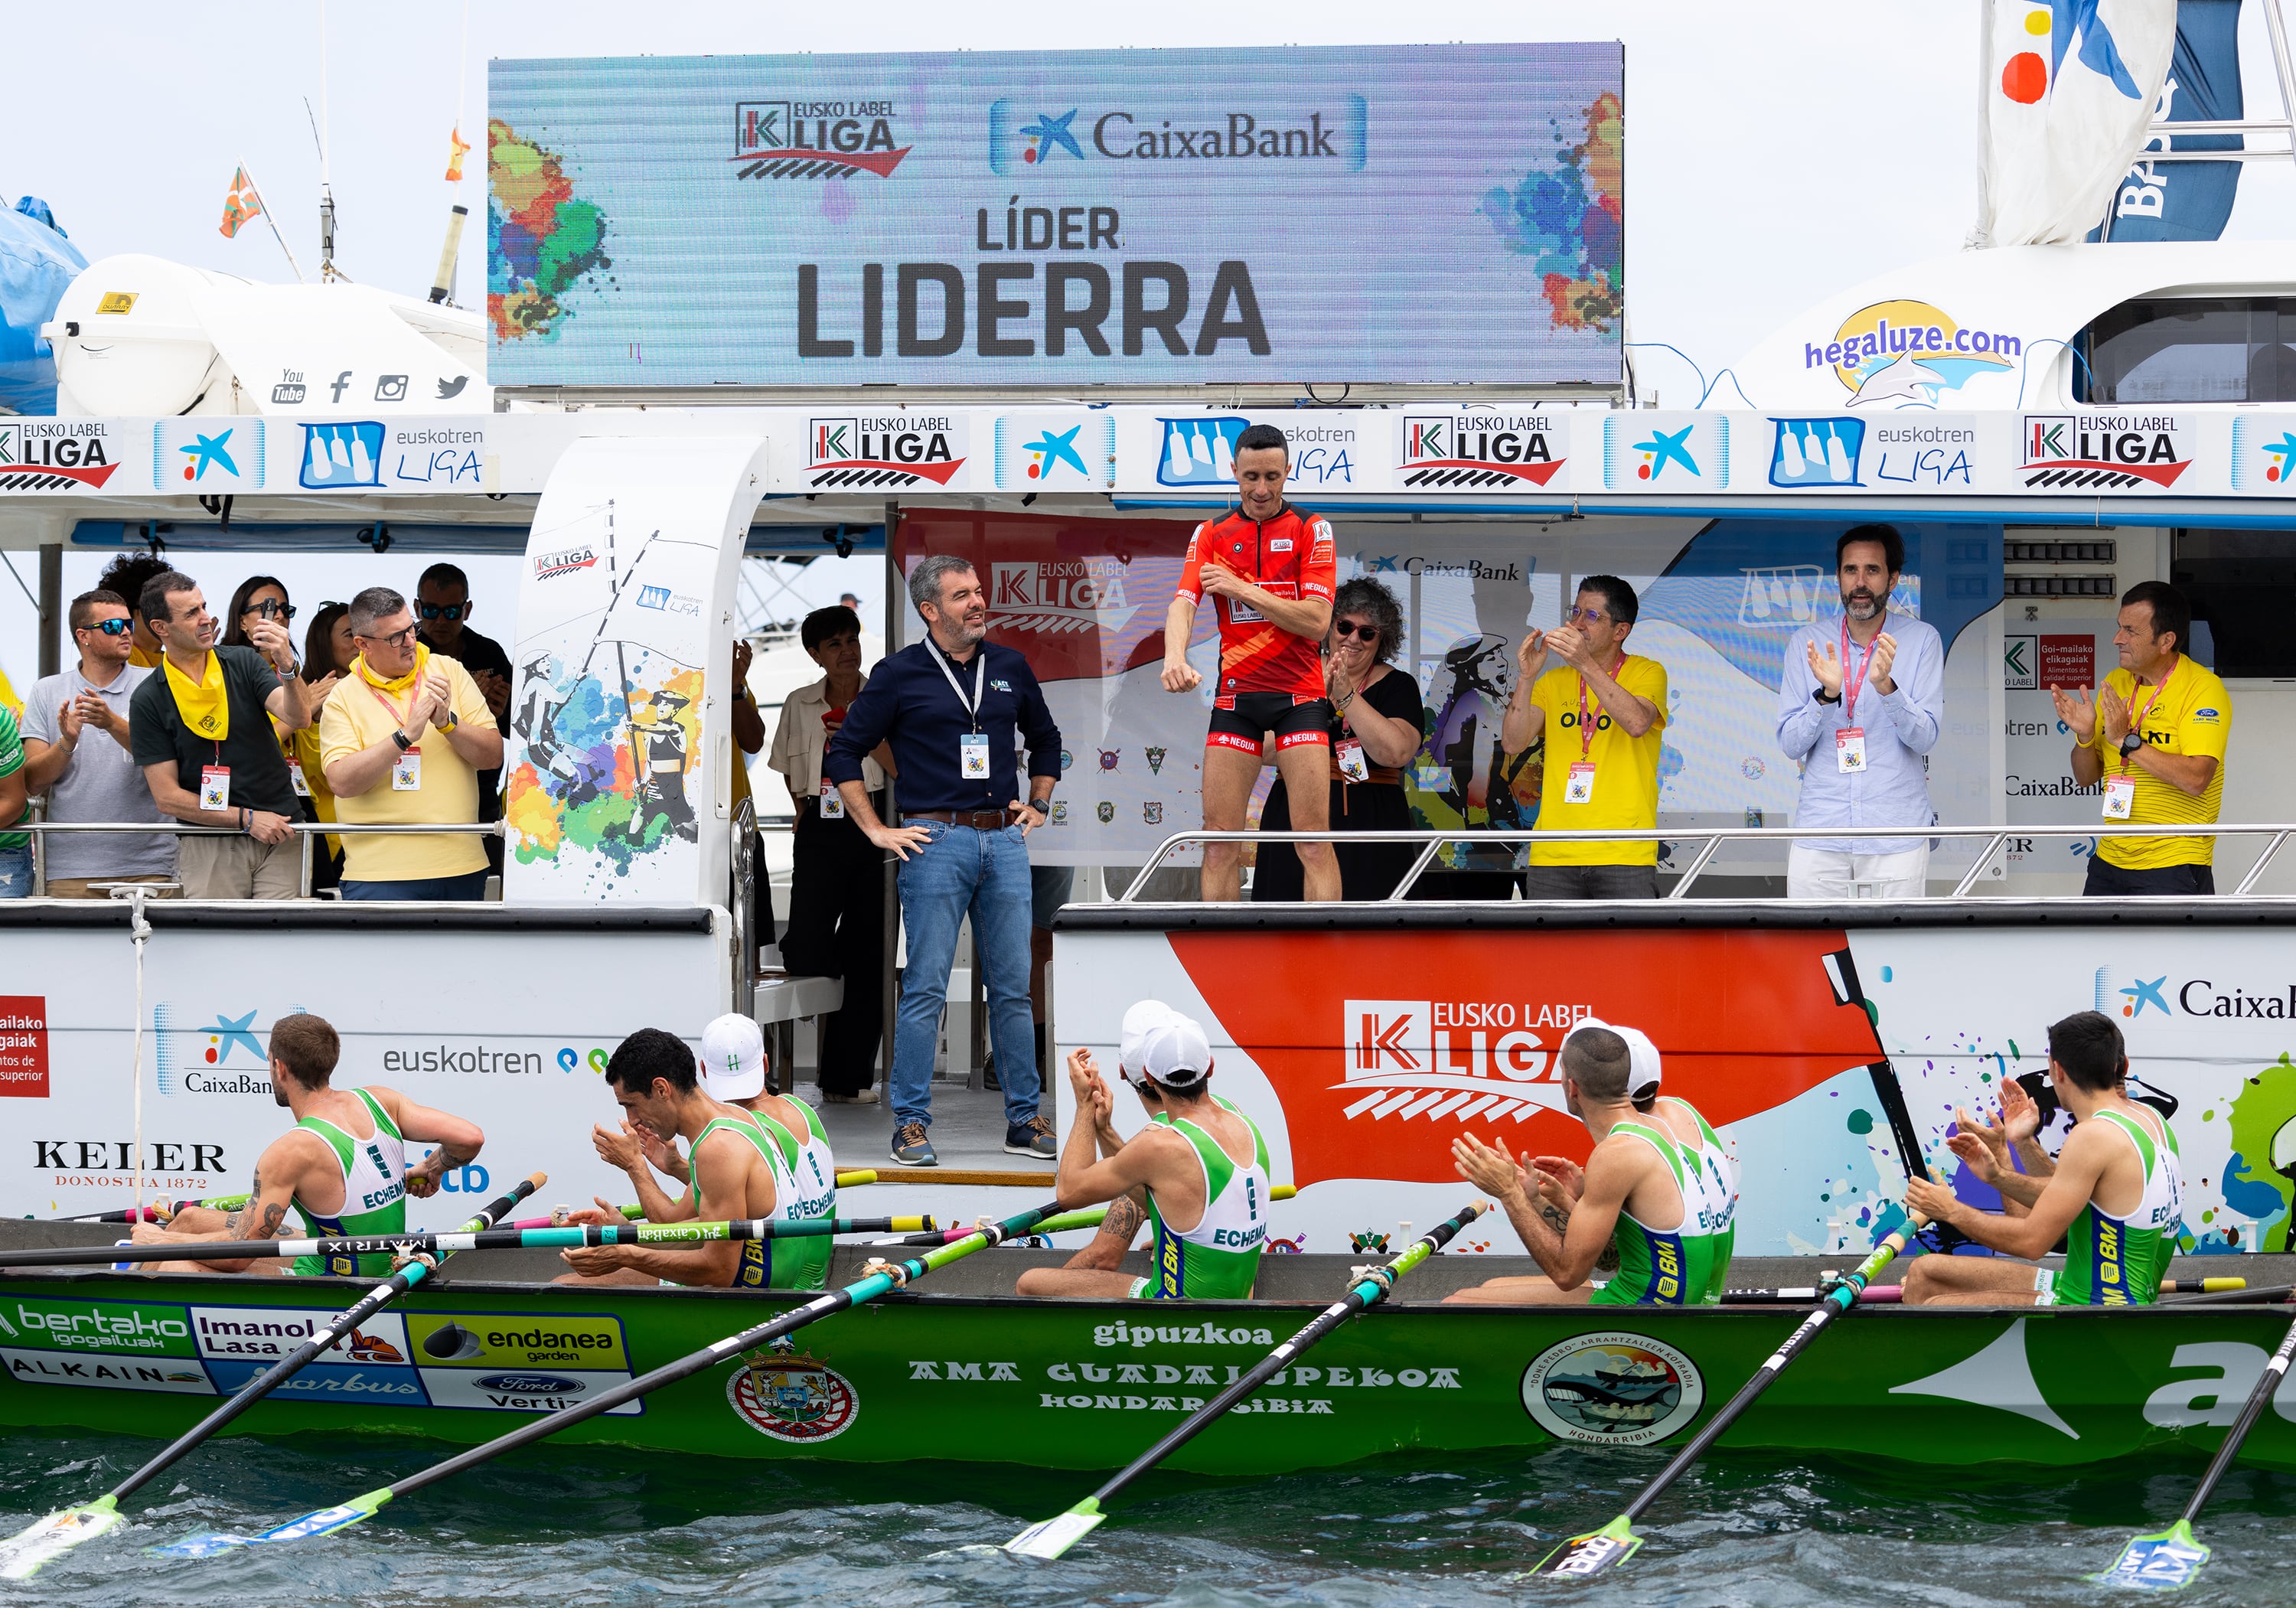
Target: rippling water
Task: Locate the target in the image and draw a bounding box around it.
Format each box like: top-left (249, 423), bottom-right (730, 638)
top-left (4, 1431), bottom-right (2294, 1606)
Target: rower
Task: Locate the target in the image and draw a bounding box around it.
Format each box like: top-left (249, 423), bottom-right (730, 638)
top-left (584, 1014), bottom-right (839, 1290)
top-left (1016, 1009), bottom-right (1273, 1299)
top-left (1443, 1019), bottom-right (1737, 1306)
top-left (556, 1027), bottom-right (805, 1289)
top-left (1901, 1010), bottom-right (2183, 1306)
top-left (1012, 1000), bottom-right (1178, 1286)
top-left (129, 1013), bottom-right (484, 1277)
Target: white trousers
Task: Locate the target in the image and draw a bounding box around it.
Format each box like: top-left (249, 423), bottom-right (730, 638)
top-left (1786, 843), bottom-right (1930, 900)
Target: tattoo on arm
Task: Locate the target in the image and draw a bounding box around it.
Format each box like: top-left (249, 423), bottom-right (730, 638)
top-left (222, 1171), bottom-right (258, 1239)
top-left (1101, 1194), bottom-right (1146, 1248)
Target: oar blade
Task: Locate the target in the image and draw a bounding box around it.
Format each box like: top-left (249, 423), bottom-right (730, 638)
top-left (1528, 1515), bottom-right (1643, 1579)
top-left (152, 1491), bottom-right (387, 1557)
top-left (1005, 1499), bottom-right (1104, 1561)
top-left (0, 1495), bottom-right (122, 1580)
top-left (2096, 1519), bottom-right (2210, 1591)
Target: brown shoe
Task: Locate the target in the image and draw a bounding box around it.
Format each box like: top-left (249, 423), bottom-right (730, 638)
top-left (891, 1120), bottom-right (938, 1166)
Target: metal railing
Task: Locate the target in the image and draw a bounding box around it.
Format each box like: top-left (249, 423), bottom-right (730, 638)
top-left (15, 818), bottom-right (504, 900)
top-left (1116, 823), bottom-right (2296, 903)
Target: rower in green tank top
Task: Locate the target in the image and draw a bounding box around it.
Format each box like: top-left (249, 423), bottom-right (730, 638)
top-left (1903, 1009), bottom-right (2187, 1306)
top-left (554, 1028), bottom-right (788, 1288)
top-left (123, 1013), bottom-right (485, 1277)
top-left (1444, 1019), bottom-right (1737, 1306)
top-left (1016, 1004), bottom-right (1275, 1301)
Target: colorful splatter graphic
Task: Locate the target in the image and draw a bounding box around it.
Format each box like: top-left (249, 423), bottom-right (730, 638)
top-left (2224, 1054), bottom-right (2296, 1251)
top-left (1480, 91), bottom-right (1623, 334)
top-left (489, 119), bottom-right (611, 342)
top-left (504, 657), bottom-right (702, 882)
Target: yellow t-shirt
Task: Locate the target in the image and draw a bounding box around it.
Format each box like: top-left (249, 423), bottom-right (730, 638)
top-left (1528, 654), bottom-right (1669, 866)
top-left (319, 654), bottom-right (497, 882)
top-left (2091, 658), bottom-right (2229, 869)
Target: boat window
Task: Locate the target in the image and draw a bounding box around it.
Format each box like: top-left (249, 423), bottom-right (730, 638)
top-left (2077, 297), bottom-right (2296, 404)
top-left (2173, 529), bottom-right (2296, 678)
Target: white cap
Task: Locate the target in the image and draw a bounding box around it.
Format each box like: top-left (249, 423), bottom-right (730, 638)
top-left (1139, 1013), bottom-right (1214, 1089)
top-left (698, 1013), bottom-right (767, 1101)
top-left (1118, 1000), bottom-right (1181, 1082)
top-left (1561, 1017), bottom-right (1662, 1101)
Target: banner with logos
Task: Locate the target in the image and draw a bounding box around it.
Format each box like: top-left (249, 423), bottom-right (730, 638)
top-left (1055, 921), bottom-right (2296, 1258)
top-left (0, 921), bottom-right (723, 1220)
top-left (502, 435), bottom-right (767, 903)
top-left (2093, 0), bottom-right (2246, 243)
top-left (486, 44), bottom-right (1626, 388)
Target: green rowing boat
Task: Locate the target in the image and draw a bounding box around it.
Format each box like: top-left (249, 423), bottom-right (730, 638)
top-left (1, 1231), bottom-right (2291, 1475)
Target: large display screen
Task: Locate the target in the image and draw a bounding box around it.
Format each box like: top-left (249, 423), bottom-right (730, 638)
top-left (488, 44), bottom-right (1624, 388)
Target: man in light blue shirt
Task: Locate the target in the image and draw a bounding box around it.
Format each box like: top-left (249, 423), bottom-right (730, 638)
top-left (1775, 525), bottom-right (1943, 899)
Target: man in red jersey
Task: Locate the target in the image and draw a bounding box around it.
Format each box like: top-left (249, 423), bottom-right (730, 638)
top-left (1161, 423), bottom-right (1340, 902)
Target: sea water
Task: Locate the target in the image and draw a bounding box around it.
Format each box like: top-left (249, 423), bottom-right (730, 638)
top-left (2, 1434), bottom-right (2294, 1605)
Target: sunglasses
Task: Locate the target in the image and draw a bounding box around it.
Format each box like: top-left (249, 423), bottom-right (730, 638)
top-left (83, 618), bottom-right (135, 638)
top-left (1332, 621), bottom-right (1380, 641)
top-left (419, 602), bottom-right (468, 621)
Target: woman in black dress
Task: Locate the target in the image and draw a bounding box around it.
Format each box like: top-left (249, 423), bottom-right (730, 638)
top-left (1254, 577), bottom-right (1425, 902)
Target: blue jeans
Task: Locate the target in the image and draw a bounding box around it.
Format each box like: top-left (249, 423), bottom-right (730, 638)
top-left (341, 870), bottom-right (491, 902)
top-left (0, 843), bottom-right (28, 899)
top-left (892, 820), bottom-right (1040, 1132)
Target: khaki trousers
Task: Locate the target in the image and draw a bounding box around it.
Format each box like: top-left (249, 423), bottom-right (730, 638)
top-left (43, 874), bottom-right (178, 900)
top-left (177, 835), bottom-right (302, 900)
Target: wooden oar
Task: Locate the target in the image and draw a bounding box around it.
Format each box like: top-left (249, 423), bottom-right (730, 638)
top-left (1005, 1198), bottom-right (1486, 1562)
top-left (2098, 1290), bottom-right (2296, 1590)
top-left (154, 1202), bottom-right (1108, 1556)
top-left (1529, 1211), bottom-right (1926, 1579)
top-left (0, 1214), bottom-right (936, 1270)
top-left (0, 1169), bottom-right (546, 1580)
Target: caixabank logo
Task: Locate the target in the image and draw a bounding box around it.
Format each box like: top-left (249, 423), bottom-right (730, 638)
top-left (805, 416), bottom-right (968, 489)
top-left (1397, 414), bottom-right (1566, 489)
top-left (731, 99), bottom-right (912, 180)
top-left (2020, 414), bottom-right (2192, 491)
top-left (987, 96), bottom-right (1368, 174)
top-left (2229, 415), bottom-right (2296, 494)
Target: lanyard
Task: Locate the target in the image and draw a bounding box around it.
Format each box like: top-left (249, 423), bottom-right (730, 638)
top-left (926, 638), bottom-right (987, 733)
top-left (363, 674), bottom-right (419, 733)
top-left (1576, 653), bottom-right (1626, 759)
top-left (2119, 658), bottom-right (2177, 775)
top-left (1838, 618), bottom-right (1880, 725)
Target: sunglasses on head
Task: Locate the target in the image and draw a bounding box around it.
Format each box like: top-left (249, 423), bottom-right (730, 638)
top-left (84, 618), bottom-right (134, 638)
top-left (1332, 620), bottom-right (1380, 641)
top-left (419, 602), bottom-right (468, 621)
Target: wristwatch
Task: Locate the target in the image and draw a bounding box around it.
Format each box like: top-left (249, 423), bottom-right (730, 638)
top-left (1025, 797), bottom-right (1052, 820)
top-left (1815, 687), bottom-right (1841, 705)
top-left (2119, 731), bottom-right (2145, 758)
top-left (392, 729), bottom-right (415, 752)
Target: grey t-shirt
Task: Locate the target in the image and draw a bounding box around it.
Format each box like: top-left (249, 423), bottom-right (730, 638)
top-left (21, 664), bottom-right (177, 880)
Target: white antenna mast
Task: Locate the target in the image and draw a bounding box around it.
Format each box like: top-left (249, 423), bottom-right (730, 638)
top-left (315, 0), bottom-right (339, 281)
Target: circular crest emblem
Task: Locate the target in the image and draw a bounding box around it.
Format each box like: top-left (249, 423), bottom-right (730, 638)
top-left (728, 1350), bottom-right (859, 1443)
top-left (1520, 1331), bottom-right (1703, 1447)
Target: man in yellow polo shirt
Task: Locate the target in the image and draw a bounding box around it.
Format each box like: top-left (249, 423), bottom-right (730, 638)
top-left (320, 585), bottom-right (503, 901)
top-left (2053, 581), bottom-right (2229, 898)
top-left (1502, 575), bottom-right (1669, 899)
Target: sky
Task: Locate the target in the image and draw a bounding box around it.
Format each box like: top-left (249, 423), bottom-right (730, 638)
top-left (2, 0), bottom-right (2291, 680)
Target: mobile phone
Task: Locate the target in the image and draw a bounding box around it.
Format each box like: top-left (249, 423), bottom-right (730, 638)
top-left (257, 599), bottom-right (282, 620)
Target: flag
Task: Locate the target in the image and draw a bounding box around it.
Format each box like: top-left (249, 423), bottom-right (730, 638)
top-left (218, 167), bottom-right (261, 238)
top-left (1974, 0), bottom-right (2178, 245)
top-left (445, 126), bottom-right (471, 183)
top-left (2092, 0), bottom-right (2245, 241)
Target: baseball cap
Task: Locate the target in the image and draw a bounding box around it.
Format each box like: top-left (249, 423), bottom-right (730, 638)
top-left (1118, 1000), bottom-right (1180, 1084)
top-left (698, 1013), bottom-right (766, 1101)
top-left (1561, 1017), bottom-right (1662, 1101)
top-left (1139, 1013), bottom-right (1214, 1090)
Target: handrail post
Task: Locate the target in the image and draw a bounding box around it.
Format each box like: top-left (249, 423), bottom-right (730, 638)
top-left (2232, 830), bottom-right (2290, 897)
top-left (731, 798), bottom-right (758, 1019)
top-left (1118, 832), bottom-right (1192, 903)
top-left (1664, 834), bottom-right (1725, 899)
top-left (1383, 836), bottom-right (1450, 902)
top-left (1949, 833), bottom-right (2007, 899)
top-left (298, 825), bottom-right (315, 899)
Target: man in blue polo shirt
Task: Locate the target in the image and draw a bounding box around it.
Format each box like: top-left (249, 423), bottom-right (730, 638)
top-left (827, 556), bottom-right (1062, 1167)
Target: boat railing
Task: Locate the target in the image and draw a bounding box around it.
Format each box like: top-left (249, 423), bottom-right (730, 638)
top-left (1114, 823), bottom-right (2296, 903)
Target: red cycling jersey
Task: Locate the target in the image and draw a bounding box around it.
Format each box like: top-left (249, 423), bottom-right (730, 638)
top-left (1177, 504), bottom-right (1337, 706)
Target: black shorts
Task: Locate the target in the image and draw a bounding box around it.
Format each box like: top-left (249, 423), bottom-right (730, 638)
top-left (1207, 692), bottom-right (1332, 756)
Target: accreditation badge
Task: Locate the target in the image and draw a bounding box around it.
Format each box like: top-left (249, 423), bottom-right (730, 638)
top-left (820, 777), bottom-right (846, 819)
top-left (288, 758), bottom-right (311, 797)
top-left (959, 732), bottom-right (990, 779)
top-left (1564, 762), bottom-right (1596, 804)
top-left (198, 765), bottom-right (231, 812)
top-left (1835, 727), bottom-right (1867, 773)
top-left (1334, 738), bottom-right (1370, 782)
top-left (2102, 775), bottom-right (2136, 820)
top-left (392, 747), bottom-right (423, 791)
